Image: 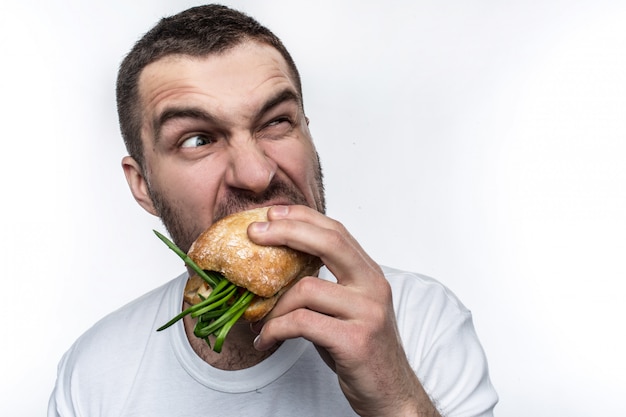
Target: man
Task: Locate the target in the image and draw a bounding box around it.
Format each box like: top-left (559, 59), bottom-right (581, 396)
top-left (49, 5), bottom-right (497, 416)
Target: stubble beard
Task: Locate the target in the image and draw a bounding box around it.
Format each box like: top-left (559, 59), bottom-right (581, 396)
top-left (147, 158), bottom-right (326, 253)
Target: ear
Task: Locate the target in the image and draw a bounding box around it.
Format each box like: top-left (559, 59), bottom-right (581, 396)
top-left (121, 156), bottom-right (158, 216)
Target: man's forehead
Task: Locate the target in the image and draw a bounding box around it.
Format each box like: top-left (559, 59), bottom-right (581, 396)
top-left (138, 41), bottom-right (296, 96)
top-left (136, 41), bottom-right (303, 143)
top-left (136, 42), bottom-right (303, 129)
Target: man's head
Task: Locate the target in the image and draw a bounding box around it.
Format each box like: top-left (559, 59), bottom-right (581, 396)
top-left (117, 4), bottom-right (302, 170)
top-left (118, 5), bottom-right (325, 251)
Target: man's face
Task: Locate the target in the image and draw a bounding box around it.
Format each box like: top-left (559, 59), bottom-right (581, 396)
top-left (132, 41), bottom-right (325, 251)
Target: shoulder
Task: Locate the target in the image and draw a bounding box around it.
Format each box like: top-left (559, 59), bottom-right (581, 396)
top-left (56, 274), bottom-right (185, 376)
top-left (380, 265), bottom-right (476, 360)
top-left (85, 275), bottom-right (182, 338)
top-left (380, 265), bottom-right (470, 318)
top-left (379, 266), bottom-right (498, 416)
top-left (49, 274), bottom-right (187, 416)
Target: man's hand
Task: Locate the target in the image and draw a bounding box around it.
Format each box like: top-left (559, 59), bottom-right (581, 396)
top-left (248, 205), bottom-right (441, 417)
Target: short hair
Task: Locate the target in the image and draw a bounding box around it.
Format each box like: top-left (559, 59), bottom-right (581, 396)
top-left (116, 4), bottom-right (303, 169)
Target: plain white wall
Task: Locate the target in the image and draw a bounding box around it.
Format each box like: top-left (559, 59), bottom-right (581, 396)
top-left (1, 1), bottom-right (625, 415)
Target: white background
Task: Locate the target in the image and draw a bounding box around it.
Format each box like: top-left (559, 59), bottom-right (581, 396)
top-left (1, 1), bottom-right (625, 415)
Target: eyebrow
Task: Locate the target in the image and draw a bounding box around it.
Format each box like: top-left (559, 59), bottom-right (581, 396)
top-left (153, 107), bottom-right (216, 144)
top-left (255, 88), bottom-right (302, 123)
top-left (151, 87), bottom-right (303, 144)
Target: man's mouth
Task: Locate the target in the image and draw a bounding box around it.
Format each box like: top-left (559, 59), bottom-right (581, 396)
top-left (212, 181), bottom-right (309, 223)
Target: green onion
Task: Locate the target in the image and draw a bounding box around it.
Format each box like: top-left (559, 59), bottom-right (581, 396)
top-left (190, 286), bottom-right (237, 318)
top-left (153, 230), bottom-right (221, 288)
top-left (153, 230), bottom-right (254, 353)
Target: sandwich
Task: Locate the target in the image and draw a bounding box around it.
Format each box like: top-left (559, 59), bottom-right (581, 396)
top-left (155, 206), bottom-right (323, 352)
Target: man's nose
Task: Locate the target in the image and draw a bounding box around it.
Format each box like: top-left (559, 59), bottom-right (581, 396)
top-left (225, 139), bottom-right (277, 195)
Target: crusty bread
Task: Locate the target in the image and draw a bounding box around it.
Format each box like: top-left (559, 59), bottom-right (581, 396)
top-left (188, 206), bottom-right (321, 298)
top-left (183, 273), bottom-right (282, 322)
top-left (186, 206), bottom-right (323, 321)
top-left (242, 292), bottom-right (280, 322)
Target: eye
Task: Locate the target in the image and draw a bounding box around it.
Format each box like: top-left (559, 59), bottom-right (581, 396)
top-left (261, 117), bottom-right (292, 138)
top-left (267, 117), bottom-right (291, 127)
top-left (180, 134), bottom-right (214, 148)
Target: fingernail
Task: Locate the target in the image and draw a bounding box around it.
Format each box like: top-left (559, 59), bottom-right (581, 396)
top-left (271, 205), bottom-right (289, 217)
top-left (250, 221), bottom-right (269, 233)
top-left (250, 321), bottom-right (262, 334)
top-left (253, 334), bottom-right (262, 350)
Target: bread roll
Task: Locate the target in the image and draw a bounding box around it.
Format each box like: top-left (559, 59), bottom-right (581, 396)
top-left (185, 206), bottom-right (322, 321)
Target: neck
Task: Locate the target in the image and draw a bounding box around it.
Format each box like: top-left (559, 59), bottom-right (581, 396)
top-left (183, 307), bottom-right (278, 370)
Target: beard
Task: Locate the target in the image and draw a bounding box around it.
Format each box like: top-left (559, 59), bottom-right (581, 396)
top-left (147, 157), bottom-right (325, 253)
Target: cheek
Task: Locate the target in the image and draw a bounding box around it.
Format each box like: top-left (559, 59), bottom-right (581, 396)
top-left (149, 161), bottom-right (221, 217)
top-left (271, 140), bottom-right (320, 192)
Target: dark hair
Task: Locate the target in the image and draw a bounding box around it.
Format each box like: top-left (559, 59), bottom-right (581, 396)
top-left (116, 4), bottom-right (302, 169)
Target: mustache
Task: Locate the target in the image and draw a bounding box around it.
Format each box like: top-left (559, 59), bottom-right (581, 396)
top-left (212, 178), bottom-right (310, 223)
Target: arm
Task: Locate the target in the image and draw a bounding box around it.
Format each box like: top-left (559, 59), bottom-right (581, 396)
top-left (249, 205), bottom-right (442, 417)
top-left (48, 351), bottom-right (77, 417)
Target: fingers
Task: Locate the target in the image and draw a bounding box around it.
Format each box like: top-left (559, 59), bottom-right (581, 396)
top-left (254, 307), bottom-right (340, 351)
top-left (253, 273), bottom-right (393, 354)
top-left (252, 278), bottom-right (378, 352)
top-left (266, 275), bottom-right (369, 321)
top-left (247, 205), bottom-right (382, 286)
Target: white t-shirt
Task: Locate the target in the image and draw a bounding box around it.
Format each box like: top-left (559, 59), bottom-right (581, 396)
top-left (48, 266), bottom-right (498, 416)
